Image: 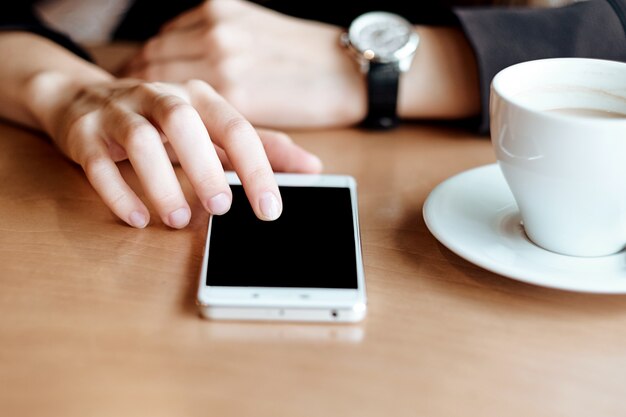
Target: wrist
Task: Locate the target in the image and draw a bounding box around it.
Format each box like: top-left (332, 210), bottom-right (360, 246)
top-left (340, 54), bottom-right (368, 125)
top-left (341, 12), bottom-right (419, 129)
top-left (24, 69), bottom-right (112, 137)
top-left (397, 26), bottom-right (480, 120)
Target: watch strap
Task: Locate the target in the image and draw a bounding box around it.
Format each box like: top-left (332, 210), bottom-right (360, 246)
top-left (362, 62), bottom-right (400, 129)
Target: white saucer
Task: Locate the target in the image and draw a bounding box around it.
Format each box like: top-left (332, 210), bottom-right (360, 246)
top-left (423, 163), bottom-right (626, 293)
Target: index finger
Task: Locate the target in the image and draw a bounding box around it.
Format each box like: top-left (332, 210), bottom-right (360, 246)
top-left (187, 80), bottom-right (282, 221)
top-left (160, 5), bottom-right (205, 33)
top-left (160, 0), bottom-right (234, 33)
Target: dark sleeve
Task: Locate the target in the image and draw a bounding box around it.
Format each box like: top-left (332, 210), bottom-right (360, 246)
top-left (0, 2), bottom-right (92, 61)
top-left (112, 0), bottom-right (455, 40)
top-left (246, 0), bottom-right (457, 28)
top-left (453, 0), bottom-right (626, 134)
top-left (112, 0), bottom-right (203, 41)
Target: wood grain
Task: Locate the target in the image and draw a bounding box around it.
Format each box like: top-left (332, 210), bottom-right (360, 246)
top-left (2, 61), bottom-right (626, 417)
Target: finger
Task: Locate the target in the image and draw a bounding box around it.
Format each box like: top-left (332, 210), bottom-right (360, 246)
top-left (142, 27), bottom-right (208, 63)
top-left (128, 59), bottom-right (210, 83)
top-left (69, 114), bottom-right (150, 228)
top-left (118, 28), bottom-right (205, 76)
top-left (188, 80), bottom-right (282, 221)
top-left (160, 0), bottom-right (237, 33)
top-left (160, 5), bottom-right (207, 32)
top-left (213, 144), bottom-right (232, 170)
top-left (100, 101), bottom-right (191, 229)
top-left (83, 154), bottom-right (151, 228)
top-left (164, 142), bottom-right (180, 164)
top-left (104, 138), bottom-right (129, 162)
top-left (118, 49), bottom-right (146, 76)
top-left (141, 88), bottom-right (233, 216)
top-left (257, 129), bottom-right (323, 174)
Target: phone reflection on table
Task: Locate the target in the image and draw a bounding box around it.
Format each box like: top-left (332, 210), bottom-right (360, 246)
top-left (202, 322), bottom-right (365, 344)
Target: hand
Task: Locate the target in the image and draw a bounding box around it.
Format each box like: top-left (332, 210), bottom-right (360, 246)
top-left (122, 0), bottom-right (366, 129)
top-left (28, 73), bottom-right (322, 228)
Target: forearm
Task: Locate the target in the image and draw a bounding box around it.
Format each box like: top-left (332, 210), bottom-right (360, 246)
top-left (0, 31), bottom-right (112, 131)
top-left (398, 25), bottom-right (480, 121)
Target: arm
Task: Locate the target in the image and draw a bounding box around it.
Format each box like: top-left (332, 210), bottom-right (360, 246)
top-left (123, 0), bottom-right (479, 128)
top-left (0, 31), bottom-right (321, 228)
top-left (0, 32), bottom-right (110, 131)
top-left (398, 25), bottom-right (480, 121)
top-left (124, 0), bottom-right (626, 133)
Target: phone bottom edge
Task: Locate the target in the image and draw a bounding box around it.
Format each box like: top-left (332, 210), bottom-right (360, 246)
top-left (198, 305), bottom-right (366, 323)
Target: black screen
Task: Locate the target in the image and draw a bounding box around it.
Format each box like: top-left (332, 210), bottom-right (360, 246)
top-left (205, 185), bottom-right (358, 289)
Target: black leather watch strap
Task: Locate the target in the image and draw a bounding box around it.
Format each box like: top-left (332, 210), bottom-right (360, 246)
top-left (362, 62), bottom-right (400, 129)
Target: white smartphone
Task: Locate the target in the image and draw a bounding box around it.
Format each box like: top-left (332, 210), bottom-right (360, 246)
top-left (197, 172), bottom-right (367, 323)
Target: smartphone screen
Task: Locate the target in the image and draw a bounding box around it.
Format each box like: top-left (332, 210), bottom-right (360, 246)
top-left (205, 185), bottom-right (358, 289)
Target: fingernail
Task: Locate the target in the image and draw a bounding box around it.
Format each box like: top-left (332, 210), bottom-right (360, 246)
top-left (259, 192), bottom-right (281, 221)
top-left (307, 154), bottom-right (324, 172)
top-left (168, 207), bottom-right (191, 229)
top-left (206, 193), bottom-right (231, 215)
top-left (129, 211), bottom-right (148, 228)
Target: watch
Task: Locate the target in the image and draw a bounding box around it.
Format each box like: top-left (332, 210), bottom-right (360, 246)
top-left (341, 12), bottom-right (420, 129)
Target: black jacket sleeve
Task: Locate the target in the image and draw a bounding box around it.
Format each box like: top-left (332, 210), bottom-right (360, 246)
top-left (0, 2), bottom-right (92, 61)
top-left (453, 0), bottom-right (626, 134)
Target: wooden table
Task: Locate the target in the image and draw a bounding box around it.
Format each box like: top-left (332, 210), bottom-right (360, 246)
top-left (2, 115), bottom-right (626, 417)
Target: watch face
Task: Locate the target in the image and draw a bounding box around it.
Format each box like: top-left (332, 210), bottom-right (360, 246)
top-left (348, 12), bottom-right (417, 62)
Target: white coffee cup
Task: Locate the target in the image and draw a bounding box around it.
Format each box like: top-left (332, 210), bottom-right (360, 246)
top-left (490, 58), bottom-right (626, 257)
